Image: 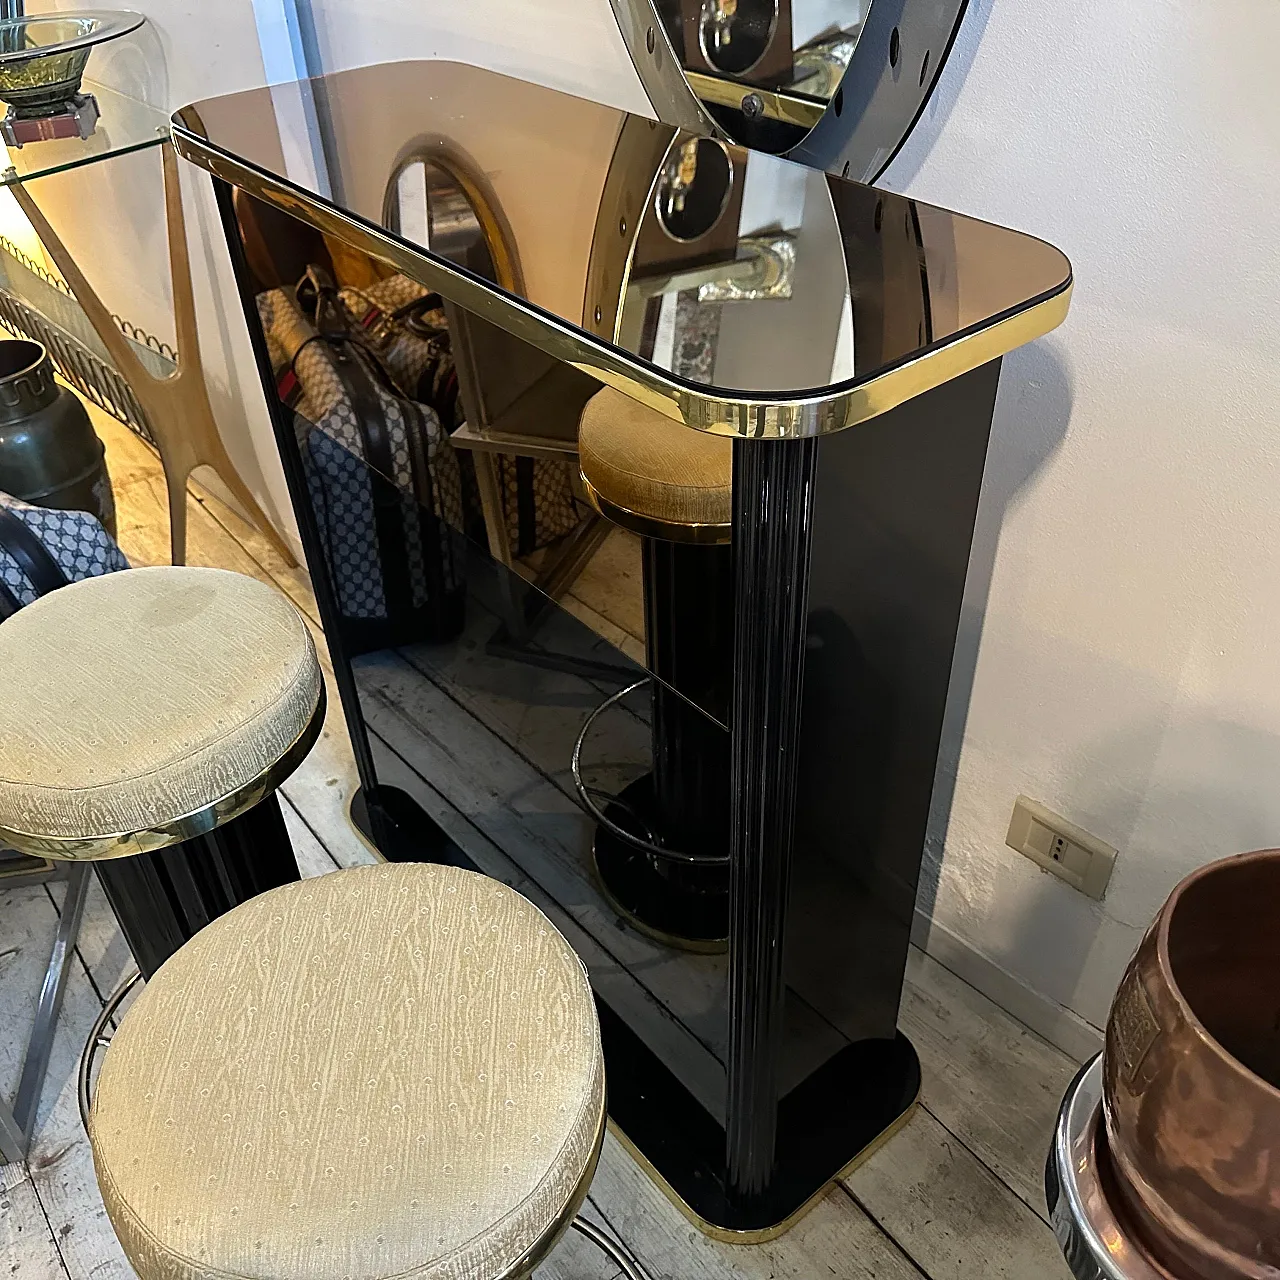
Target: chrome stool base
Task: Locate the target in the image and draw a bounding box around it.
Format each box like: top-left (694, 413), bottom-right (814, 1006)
top-left (572, 679), bottom-right (729, 952)
top-left (78, 968), bottom-right (142, 1132)
top-left (570, 1216), bottom-right (650, 1280)
top-left (0, 860), bottom-right (90, 1162)
top-left (591, 774), bottom-right (728, 953)
top-left (1046, 1054), bottom-right (1170, 1280)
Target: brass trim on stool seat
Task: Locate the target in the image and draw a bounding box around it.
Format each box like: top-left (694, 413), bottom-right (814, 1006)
top-left (580, 473), bottom-right (732, 545)
top-left (0, 685), bottom-right (327, 861)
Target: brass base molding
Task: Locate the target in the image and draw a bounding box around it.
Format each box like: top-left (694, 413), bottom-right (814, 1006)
top-left (608, 1089), bottom-right (920, 1245)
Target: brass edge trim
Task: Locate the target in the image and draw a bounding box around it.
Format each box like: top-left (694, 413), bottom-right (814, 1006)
top-left (580, 472), bottom-right (733, 545)
top-left (0, 686), bottom-right (327, 862)
top-left (684, 70), bottom-right (826, 130)
top-left (174, 120), bottom-right (1073, 439)
top-left (583, 114), bottom-right (678, 346)
top-left (607, 1084), bottom-right (920, 1245)
top-left (500, 1089), bottom-right (608, 1280)
top-left (343, 792), bottom-right (389, 865)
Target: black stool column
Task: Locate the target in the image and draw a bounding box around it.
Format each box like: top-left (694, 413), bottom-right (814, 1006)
top-left (93, 795), bottom-right (302, 979)
top-left (646, 538), bottom-right (732, 853)
top-left (591, 537), bottom-right (734, 951)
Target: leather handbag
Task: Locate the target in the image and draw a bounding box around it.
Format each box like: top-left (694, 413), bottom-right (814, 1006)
top-left (0, 490), bottom-right (128, 620)
top-left (339, 272), bottom-right (580, 557)
top-left (257, 267), bottom-right (466, 652)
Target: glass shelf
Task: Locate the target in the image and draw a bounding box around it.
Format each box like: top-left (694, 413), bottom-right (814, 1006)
top-left (0, 78), bottom-right (167, 186)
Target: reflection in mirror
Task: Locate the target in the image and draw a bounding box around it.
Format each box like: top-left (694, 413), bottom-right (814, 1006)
top-left (383, 154), bottom-right (500, 285)
top-left (665, 0), bottom-right (863, 103)
top-left (652, 0), bottom-right (865, 151)
top-left (613, 0), bottom-right (969, 181)
top-left (654, 137), bottom-right (733, 242)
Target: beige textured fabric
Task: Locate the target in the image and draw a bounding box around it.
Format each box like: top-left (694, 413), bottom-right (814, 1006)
top-left (0, 566), bottom-right (321, 840)
top-left (90, 863), bottom-right (605, 1280)
top-left (578, 387), bottom-right (732, 529)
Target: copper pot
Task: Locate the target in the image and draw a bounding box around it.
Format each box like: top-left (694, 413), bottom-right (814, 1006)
top-left (1103, 849), bottom-right (1280, 1279)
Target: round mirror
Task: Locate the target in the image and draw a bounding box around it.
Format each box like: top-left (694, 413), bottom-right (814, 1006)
top-left (609, 0), bottom-right (968, 182)
top-left (385, 156), bottom-right (497, 281)
top-left (698, 0), bottom-right (779, 76)
top-left (654, 136), bottom-right (734, 242)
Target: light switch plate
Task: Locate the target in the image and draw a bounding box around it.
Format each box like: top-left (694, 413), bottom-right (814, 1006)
top-left (1006, 796), bottom-right (1116, 900)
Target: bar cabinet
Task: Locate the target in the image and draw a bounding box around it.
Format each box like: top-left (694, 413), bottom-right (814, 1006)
top-left (173, 60), bottom-right (1071, 1238)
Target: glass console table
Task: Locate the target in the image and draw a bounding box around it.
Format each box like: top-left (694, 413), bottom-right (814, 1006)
top-left (173, 60), bottom-right (1072, 1237)
top-left (0, 69), bottom-right (300, 1164)
top-left (0, 75), bottom-right (292, 567)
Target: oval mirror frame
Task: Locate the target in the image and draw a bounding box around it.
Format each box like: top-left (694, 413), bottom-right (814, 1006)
top-left (607, 0), bottom-right (968, 183)
top-left (382, 140), bottom-right (525, 295)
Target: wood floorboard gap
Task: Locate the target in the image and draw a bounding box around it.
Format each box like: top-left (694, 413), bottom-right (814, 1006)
top-left (279, 793), bottom-right (345, 874)
top-left (27, 1163), bottom-right (73, 1278)
top-left (914, 1096), bottom-right (1051, 1227)
top-left (837, 1183), bottom-right (933, 1280)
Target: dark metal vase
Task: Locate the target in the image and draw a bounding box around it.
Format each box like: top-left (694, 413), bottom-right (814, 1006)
top-left (0, 337), bottom-right (115, 533)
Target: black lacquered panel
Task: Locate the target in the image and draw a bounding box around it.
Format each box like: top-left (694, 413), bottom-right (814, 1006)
top-left (230, 188), bottom-right (747, 1122)
top-left (175, 60), bottom-right (1070, 406)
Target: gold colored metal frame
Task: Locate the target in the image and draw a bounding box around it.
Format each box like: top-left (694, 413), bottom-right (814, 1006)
top-left (0, 686), bottom-right (327, 861)
top-left (684, 69), bottom-right (825, 130)
top-left (172, 113), bottom-right (1072, 442)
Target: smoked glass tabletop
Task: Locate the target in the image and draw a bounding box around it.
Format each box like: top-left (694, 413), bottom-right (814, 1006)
top-left (174, 60), bottom-right (1072, 436)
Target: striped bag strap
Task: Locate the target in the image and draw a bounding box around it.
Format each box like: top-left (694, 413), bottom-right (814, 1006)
top-left (0, 505), bottom-right (71, 602)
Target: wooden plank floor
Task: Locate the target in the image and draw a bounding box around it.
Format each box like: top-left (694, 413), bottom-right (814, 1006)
top-left (1, 407), bottom-right (1076, 1279)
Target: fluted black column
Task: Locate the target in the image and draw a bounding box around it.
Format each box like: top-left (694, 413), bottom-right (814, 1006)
top-left (725, 435), bottom-right (818, 1198)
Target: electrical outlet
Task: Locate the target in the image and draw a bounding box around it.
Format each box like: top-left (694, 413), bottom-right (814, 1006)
top-left (1006, 796), bottom-right (1116, 901)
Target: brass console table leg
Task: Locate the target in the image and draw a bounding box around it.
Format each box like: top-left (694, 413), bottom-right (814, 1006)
top-left (9, 143), bottom-right (296, 567)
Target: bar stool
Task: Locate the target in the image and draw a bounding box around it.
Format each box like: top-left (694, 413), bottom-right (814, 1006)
top-left (0, 565), bottom-right (325, 1138)
top-left (574, 386), bottom-right (734, 951)
top-left (86, 861), bottom-right (645, 1280)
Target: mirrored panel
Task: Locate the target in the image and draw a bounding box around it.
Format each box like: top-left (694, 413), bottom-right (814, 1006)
top-left (613, 0), bottom-right (968, 179)
top-left (228, 182), bottom-right (784, 1122)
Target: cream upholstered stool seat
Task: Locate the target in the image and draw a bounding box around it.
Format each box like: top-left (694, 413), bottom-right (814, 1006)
top-left (574, 387), bottom-right (734, 951)
top-left (578, 386), bottom-right (731, 541)
top-left (88, 861), bottom-right (636, 1280)
top-left (0, 564), bottom-right (324, 860)
top-left (0, 565), bottom-right (324, 1157)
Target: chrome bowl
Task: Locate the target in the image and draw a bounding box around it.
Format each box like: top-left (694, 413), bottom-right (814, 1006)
top-left (1046, 1054), bottom-right (1173, 1280)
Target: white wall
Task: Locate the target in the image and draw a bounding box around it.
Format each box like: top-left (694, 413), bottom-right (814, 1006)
top-left (299, 0), bottom-right (650, 115)
top-left (880, 0), bottom-right (1280, 1044)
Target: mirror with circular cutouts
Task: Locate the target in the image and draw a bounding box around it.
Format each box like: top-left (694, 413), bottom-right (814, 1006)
top-left (608, 0), bottom-right (967, 183)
